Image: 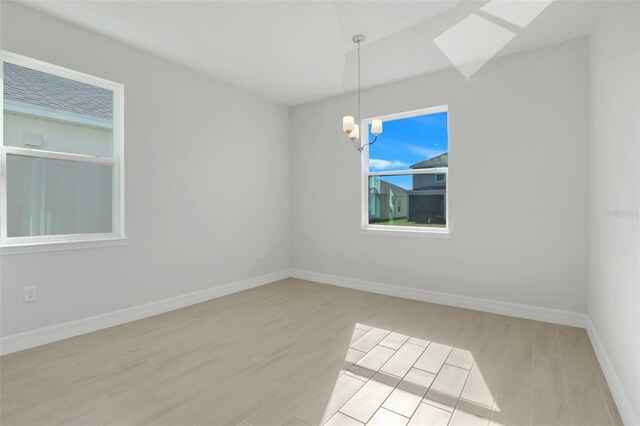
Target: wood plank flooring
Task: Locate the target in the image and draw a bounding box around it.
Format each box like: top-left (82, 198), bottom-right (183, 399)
top-left (0, 278), bottom-right (623, 425)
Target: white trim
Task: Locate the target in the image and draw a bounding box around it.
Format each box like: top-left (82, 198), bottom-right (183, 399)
top-left (361, 105), bottom-right (450, 236)
top-left (1, 236), bottom-right (130, 255)
top-left (289, 269), bottom-right (588, 327)
top-left (367, 104), bottom-right (449, 123)
top-left (0, 50), bottom-right (124, 91)
top-left (0, 50), bottom-right (125, 247)
top-left (4, 146), bottom-right (115, 164)
top-left (585, 318), bottom-right (639, 426)
top-left (361, 227), bottom-right (451, 238)
top-left (0, 269), bottom-right (291, 355)
top-left (368, 168), bottom-right (449, 177)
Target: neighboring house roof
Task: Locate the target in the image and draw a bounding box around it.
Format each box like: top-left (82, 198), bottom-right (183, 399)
top-left (3, 62), bottom-right (113, 121)
top-left (411, 152), bottom-right (448, 169)
top-left (370, 177), bottom-right (409, 195)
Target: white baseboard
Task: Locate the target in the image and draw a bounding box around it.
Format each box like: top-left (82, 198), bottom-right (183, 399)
top-left (586, 318), bottom-right (639, 426)
top-left (292, 269), bottom-right (640, 424)
top-left (289, 269), bottom-right (588, 328)
top-left (2, 268), bottom-right (632, 426)
top-left (0, 269), bottom-right (291, 356)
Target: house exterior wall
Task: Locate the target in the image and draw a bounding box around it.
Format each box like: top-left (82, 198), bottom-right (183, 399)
top-left (369, 177), bottom-right (408, 220)
top-left (4, 112), bottom-right (113, 157)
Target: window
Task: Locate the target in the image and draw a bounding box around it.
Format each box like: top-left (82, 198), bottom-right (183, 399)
top-left (361, 105), bottom-right (449, 234)
top-left (1, 51), bottom-right (125, 249)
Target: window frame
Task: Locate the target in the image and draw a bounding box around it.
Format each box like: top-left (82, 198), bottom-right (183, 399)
top-left (0, 50), bottom-right (126, 251)
top-left (360, 105), bottom-right (450, 237)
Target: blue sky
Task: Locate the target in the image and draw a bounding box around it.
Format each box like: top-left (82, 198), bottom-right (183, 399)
top-left (369, 111), bottom-right (448, 189)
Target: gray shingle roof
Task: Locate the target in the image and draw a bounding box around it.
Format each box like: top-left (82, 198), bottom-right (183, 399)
top-left (3, 62), bottom-right (113, 120)
top-left (411, 152), bottom-right (448, 169)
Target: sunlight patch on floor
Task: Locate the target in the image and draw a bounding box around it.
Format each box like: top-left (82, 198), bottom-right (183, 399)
top-left (320, 323), bottom-right (499, 425)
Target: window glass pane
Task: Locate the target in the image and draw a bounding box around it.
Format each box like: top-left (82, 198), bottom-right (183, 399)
top-left (368, 111), bottom-right (448, 173)
top-left (6, 154), bottom-right (113, 237)
top-left (369, 174), bottom-right (446, 228)
top-left (3, 62), bottom-right (114, 157)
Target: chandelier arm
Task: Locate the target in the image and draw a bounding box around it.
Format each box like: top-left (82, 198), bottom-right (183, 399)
top-left (361, 135), bottom-right (378, 150)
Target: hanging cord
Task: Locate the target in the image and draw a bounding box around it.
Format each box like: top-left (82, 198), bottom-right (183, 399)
top-left (352, 38), bottom-right (362, 150)
top-left (355, 37), bottom-right (378, 152)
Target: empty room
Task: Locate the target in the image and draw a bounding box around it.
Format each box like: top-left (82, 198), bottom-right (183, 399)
top-left (0, 1), bottom-right (638, 425)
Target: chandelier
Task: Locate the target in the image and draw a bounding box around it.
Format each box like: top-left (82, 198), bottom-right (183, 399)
top-left (342, 34), bottom-right (382, 152)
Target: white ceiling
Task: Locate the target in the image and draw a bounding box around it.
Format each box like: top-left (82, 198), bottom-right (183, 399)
top-left (19, 1), bottom-right (599, 106)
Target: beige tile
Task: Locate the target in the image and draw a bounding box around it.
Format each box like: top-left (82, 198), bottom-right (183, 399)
top-left (498, 364), bottom-right (532, 399)
top-left (354, 345), bottom-right (396, 373)
top-left (345, 365), bottom-right (375, 381)
top-left (566, 384), bottom-right (611, 426)
top-left (355, 323), bottom-right (373, 332)
top-left (424, 364), bottom-right (469, 410)
top-left (0, 394), bottom-right (16, 412)
top-left (350, 328), bottom-right (368, 344)
top-left (531, 353), bottom-right (570, 426)
top-left (474, 316), bottom-right (512, 365)
top-left (531, 386), bottom-right (570, 426)
top-left (294, 373), bottom-right (366, 425)
top-left (489, 392), bottom-right (531, 426)
top-left (367, 408), bottom-right (409, 426)
top-left (309, 348), bottom-right (366, 385)
top-left (350, 328), bottom-right (391, 353)
top-left (65, 389), bottom-right (159, 425)
top-left (0, 279), bottom-right (621, 426)
top-left (380, 343), bottom-right (425, 378)
top-left (109, 384), bottom-right (205, 425)
top-left (0, 393), bottom-right (66, 425)
top-left (245, 378), bottom-right (326, 426)
top-left (446, 348), bottom-right (475, 370)
top-left (407, 337), bottom-right (430, 347)
top-left (31, 390), bottom-right (112, 425)
top-left (379, 332), bottom-right (410, 350)
top-left (383, 368), bottom-right (435, 418)
top-left (449, 408), bottom-right (490, 426)
top-left (533, 322), bottom-right (560, 358)
top-left (502, 318), bottom-right (533, 372)
top-left (561, 347), bottom-right (600, 391)
top-left (323, 412), bottom-right (363, 426)
top-left (339, 372), bottom-right (400, 423)
top-left (408, 402), bottom-right (452, 426)
top-left (281, 416), bottom-right (310, 426)
top-left (414, 342), bottom-right (453, 374)
top-left (459, 363), bottom-right (499, 418)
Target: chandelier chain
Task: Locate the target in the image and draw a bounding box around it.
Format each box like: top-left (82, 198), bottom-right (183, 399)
top-left (357, 37), bottom-right (361, 127)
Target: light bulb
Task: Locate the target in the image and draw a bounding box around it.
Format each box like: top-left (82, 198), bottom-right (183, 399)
top-left (350, 124), bottom-right (360, 140)
top-left (372, 119), bottom-right (383, 136)
top-left (343, 116), bottom-right (355, 133)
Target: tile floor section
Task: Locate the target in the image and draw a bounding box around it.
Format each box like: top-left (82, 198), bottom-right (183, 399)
top-left (0, 279), bottom-right (623, 425)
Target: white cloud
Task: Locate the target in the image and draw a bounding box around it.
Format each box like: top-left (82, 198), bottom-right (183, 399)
top-left (405, 145), bottom-right (447, 160)
top-left (369, 159), bottom-right (407, 171)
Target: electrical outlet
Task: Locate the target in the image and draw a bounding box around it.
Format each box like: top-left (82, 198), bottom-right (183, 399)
top-left (259, 249), bottom-right (265, 259)
top-left (399, 258), bottom-right (407, 268)
top-left (24, 286), bottom-right (37, 303)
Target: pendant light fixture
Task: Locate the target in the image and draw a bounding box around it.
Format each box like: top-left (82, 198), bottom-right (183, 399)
top-left (342, 34), bottom-right (382, 152)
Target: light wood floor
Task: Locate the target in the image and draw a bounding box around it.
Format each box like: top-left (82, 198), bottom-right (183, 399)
top-left (0, 278), bottom-right (622, 426)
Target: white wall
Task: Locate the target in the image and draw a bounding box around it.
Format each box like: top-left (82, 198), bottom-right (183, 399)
top-left (0, 2), bottom-right (290, 337)
top-left (291, 38), bottom-right (590, 313)
top-left (588, 2), bottom-right (640, 424)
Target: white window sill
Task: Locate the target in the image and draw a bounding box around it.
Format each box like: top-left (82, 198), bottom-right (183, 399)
top-left (360, 227), bottom-right (452, 239)
top-left (0, 237), bottom-right (130, 255)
